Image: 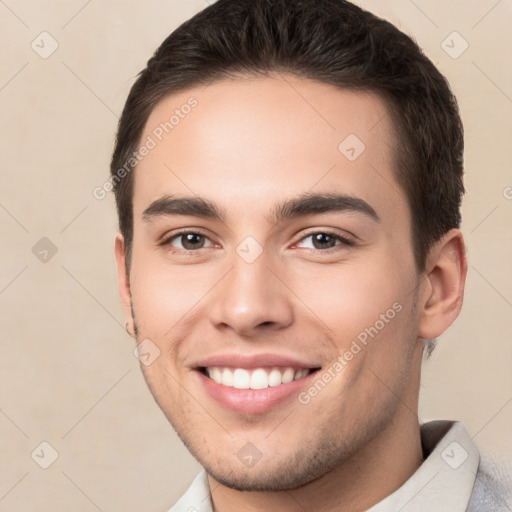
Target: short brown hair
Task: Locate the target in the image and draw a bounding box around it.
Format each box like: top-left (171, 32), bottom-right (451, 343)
top-left (110, 0), bottom-right (464, 271)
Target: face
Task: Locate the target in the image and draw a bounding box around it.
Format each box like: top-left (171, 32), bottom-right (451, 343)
top-left (118, 74), bottom-right (425, 491)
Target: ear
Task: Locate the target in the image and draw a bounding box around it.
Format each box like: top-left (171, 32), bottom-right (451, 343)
top-left (417, 229), bottom-right (467, 340)
top-left (114, 233), bottom-right (136, 338)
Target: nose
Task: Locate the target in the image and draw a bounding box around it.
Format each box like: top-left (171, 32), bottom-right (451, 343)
top-left (207, 249), bottom-right (294, 337)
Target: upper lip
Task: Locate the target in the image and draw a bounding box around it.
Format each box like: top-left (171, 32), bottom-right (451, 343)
top-left (192, 353), bottom-right (322, 370)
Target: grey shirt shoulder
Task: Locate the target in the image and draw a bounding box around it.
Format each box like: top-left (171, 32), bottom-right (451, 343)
top-left (467, 453), bottom-right (512, 512)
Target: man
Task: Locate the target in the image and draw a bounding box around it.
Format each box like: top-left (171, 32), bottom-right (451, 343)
top-left (110, 0), bottom-right (509, 510)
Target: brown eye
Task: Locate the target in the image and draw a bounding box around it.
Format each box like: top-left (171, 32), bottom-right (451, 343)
top-left (311, 233), bottom-right (338, 249)
top-left (163, 231), bottom-right (214, 251)
top-left (179, 233), bottom-right (206, 250)
top-left (296, 231), bottom-right (353, 251)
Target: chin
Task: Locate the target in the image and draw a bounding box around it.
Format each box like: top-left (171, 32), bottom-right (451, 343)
top-left (204, 465), bottom-right (320, 492)
top-left (192, 440), bottom-right (346, 493)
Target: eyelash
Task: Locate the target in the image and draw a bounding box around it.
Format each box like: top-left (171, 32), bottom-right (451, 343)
top-left (160, 229), bottom-right (354, 254)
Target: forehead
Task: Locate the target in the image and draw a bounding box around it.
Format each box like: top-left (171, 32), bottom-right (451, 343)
top-left (133, 74), bottom-right (408, 228)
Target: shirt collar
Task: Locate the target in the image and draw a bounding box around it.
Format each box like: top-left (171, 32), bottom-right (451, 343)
top-left (170, 470), bottom-right (212, 512)
top-left (367, 420), bottom-right (479, 512)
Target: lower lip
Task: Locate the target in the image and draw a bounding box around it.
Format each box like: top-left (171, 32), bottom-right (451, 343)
top-left (195, 370), bottom-right (317, 415)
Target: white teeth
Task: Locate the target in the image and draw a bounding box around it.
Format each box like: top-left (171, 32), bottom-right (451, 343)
top-left (281, 368), bottom-right (295, 384)
top-left (212, 367), bottom-right (222, 384)
top-left (296, 369), bottom-right (309, 380)
top-left (268, 368), bottom-right (282, 387)
top-left (250, 369), bottom-right (269, 389)
top-left (205, 366), bottom-right (312, 389)
top-left (233, 368), bottom-right (250, 389)
top-left (221, 368), bottom-right (233, 387)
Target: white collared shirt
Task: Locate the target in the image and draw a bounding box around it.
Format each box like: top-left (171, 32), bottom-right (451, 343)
top-left (168, 421), bottom-right (487, 512)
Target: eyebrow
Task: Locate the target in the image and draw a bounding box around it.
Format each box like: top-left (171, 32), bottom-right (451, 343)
top-left (142, 192), bottom-right (380, 225)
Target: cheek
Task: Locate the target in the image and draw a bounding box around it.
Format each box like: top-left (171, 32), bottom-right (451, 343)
top-left (130, 254), bottom-right (214, 333)
top-left (291, 258), bottom-right (411, 343)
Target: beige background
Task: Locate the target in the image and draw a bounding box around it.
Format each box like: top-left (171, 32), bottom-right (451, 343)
top-left (0, 0), bottom-right (511, 510)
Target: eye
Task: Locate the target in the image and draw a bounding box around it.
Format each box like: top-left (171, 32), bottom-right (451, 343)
top-left (161, 230), bottom-right (215, 251)
top-left (295, 231), bottom-right (353, 251)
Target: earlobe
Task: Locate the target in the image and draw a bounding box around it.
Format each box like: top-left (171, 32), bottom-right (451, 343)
top-left (417, 229), bottom-right (467, 340)
top-left (114, 233), bottom-right (136, 339)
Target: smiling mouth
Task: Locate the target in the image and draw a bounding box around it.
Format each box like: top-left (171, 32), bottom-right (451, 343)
top-left (199, 366), bottom-right (321, 390)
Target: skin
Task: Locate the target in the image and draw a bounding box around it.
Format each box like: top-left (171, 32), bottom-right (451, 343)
top-left (115, 73), bottom-right (467, 512)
